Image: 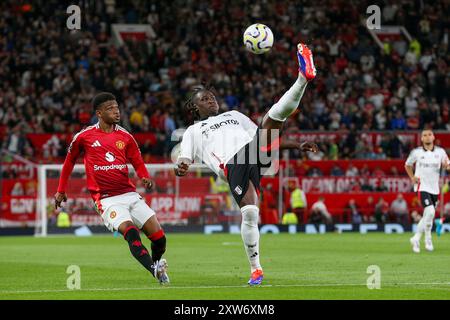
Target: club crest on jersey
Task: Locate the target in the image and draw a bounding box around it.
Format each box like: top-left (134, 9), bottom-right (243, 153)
top-left (110, 211), bottom-right (117, 219)
top-left (105, 151), bottom-right (116, 162)
top-left (116, 140), bottom-right (125, 150)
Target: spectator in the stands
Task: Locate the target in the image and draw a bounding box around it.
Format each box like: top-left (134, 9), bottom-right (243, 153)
top-left (364, 196), bottom-right (376, 222)
top-left (310, 197), bottom-right (332, 225)
top-left (391, 111), bottom-right (407, 130)
top-left (288, 182), bottom-right (307, 224)
top-left (327, 139), bottom-right (339, 160)
top-left (282, 207), bottom-right (299, 225)
top-left (345, 164), bottom-right (359, 177)
top-left (387, 133), bottom-right (403, 158)
top-left (376, 181), bottom-right (389, 192)
top-left (330, 164), bottom-right (344, 176)
top-left (307, 148), bottom-right (325, 161)
top-left (344, 198), bottom-right (362, 224)
top-left (390, 194), bottom-right (409, 224)
top-left (372, 166), bottom-right (386, 177)
top-left (2, 125), bottom-right (31, 155)
top-left (374, 197), bottom-right (389, 223)
top-left (361, 178), bottom-right (374, 192)
top-left (307, 167), bottom-right (323, 177)
top-left (360, 164), bottom-right (371, 177)
top-left (390, 166), bottom-right (400, 176)
top-left (42, 134), bottom-right (61, 160)
top-left (1, 0), bottom-right (449, 162)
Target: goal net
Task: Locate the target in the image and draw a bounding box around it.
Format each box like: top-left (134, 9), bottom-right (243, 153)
top-left (35, 163), bottom-right (245, 236)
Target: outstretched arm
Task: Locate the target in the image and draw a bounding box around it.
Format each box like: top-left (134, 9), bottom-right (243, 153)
top-left (405, 149), bottom-right (419, 186)
top-left (126, 136), bottom-right (154, 190)
top-left (260, 135), bottom-right (318, 153)
top-left (175, 128), bottom-right (194, 177)
top-left (280, 139), bottom-right (318, 153)
top-left (55, 135), bottom-right (82, 208)
top-left (404, 165), bottom-right (418, 185)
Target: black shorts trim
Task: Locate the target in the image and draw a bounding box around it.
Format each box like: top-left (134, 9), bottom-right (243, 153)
top-left (419, 192), bottom-right (438, 208)
top-left (225, 129), bottom-right (263, 205)
top-left (223, 128), bottom-right (279, 205)
top-left (225, 162), bottom-right (261, 205)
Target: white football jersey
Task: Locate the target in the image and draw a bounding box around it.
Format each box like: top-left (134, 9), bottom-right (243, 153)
top-left (178, 110), bottom-right (258, 179)
top-left (405, 146), bottom-right (449, 194)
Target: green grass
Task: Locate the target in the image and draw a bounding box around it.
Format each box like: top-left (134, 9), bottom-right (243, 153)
top-left (0, 233), bottom-right (449, 299)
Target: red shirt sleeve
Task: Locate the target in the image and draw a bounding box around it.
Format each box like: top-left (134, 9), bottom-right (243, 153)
top-left (57, 134), bottom-right (83, 193)
top-left (126, 135), bottom-right (150, 179)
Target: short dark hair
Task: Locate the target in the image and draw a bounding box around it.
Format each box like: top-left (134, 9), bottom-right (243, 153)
top-left (92, 92), bottom-right (116, 113)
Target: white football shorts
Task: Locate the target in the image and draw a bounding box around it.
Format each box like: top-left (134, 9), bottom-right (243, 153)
top-left (95, 192), bottom-right (155, 232)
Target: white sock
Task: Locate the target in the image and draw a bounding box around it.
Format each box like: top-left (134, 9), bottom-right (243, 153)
top-left (423, 206), bottom-right (435, 243)
top-left (413, 217), bottom-right (424, 241)
top-left (241, 205), bottom-right (262, 273)
top-left (268, 75), bottom-right (308, 122)
top-left (413, 206), bottom-right (435, 242)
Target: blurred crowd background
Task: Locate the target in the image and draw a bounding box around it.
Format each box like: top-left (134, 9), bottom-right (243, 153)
top-left (1, 0), bottom-right (449, 162)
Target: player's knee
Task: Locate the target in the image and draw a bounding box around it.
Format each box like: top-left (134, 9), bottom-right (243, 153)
top-left (423, 206), bottom-right (435, 223)
top-left (122, 225), bottom-right (140, 241)
top-left (241, 205), bottom-right (259, 228)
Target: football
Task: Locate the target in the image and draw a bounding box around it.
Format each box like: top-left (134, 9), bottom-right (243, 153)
top-left (243, 23), bottom-right (274, 54)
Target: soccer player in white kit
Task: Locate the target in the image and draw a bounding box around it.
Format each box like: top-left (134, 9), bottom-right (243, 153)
top-left (175, 43), bottom-right (318, 285)
top-left (405, 129), bottom-right (450, 253)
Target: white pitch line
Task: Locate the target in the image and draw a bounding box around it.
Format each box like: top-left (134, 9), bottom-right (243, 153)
top-left (1, 282), bottom-right (450, 295)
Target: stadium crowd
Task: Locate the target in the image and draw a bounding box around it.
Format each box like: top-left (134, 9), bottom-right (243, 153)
top-left (0, 0), bottom-right (449, 162)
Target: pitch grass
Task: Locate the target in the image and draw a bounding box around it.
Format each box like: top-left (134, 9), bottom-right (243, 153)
top-left (0, 233), bottom-right (449, 300)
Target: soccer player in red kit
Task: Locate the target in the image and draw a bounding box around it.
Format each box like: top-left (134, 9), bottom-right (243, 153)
top-left (54, 92), bottom-right (169, 284)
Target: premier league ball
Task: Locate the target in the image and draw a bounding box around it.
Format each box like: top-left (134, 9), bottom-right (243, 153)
top-left (243, 23), bottom-right (274, 54)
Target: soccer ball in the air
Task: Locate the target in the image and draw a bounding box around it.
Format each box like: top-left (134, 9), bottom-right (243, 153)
top-left (243, 23), bottom-right (274, 54)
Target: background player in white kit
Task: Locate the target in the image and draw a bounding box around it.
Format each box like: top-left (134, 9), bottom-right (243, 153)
top-left (405, 129), bottom-right (450, 253)
top-left (175, 43), bottom-right (318, 285)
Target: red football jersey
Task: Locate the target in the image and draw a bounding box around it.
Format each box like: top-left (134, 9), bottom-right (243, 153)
top-left (57, 123), bottom-right (150, 202)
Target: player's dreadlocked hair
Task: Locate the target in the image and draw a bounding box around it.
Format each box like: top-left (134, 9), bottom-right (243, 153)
top-left (183, 83), bottom-right (215, 121)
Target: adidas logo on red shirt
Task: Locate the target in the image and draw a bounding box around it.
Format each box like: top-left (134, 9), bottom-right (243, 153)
top-left (91, 140), bottom-right (101, 147)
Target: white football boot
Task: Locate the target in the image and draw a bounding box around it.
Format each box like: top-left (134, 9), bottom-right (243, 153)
top-left (154, 259), bottom-right (170, 284)
top-left (425, 239), bottom-right (434, 252)
top-left (410, 237), bottom-right (420, 253)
